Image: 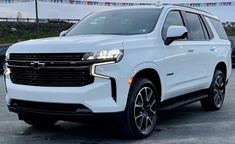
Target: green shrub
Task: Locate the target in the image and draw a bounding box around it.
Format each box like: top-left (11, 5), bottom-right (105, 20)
top-left (0, 22), bottom-right (73, 44)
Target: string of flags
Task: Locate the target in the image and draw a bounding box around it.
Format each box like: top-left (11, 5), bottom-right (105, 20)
top-left (0, 0), bottom-right (235, 8)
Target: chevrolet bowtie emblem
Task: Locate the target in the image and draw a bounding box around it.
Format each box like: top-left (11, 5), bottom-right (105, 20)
top-left (29, 61), bottom-right (46, 69)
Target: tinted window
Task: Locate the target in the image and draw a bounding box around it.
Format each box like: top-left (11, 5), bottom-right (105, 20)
top-left (202, 16), bottom-right (214, 39)
top-left (185, 12), bottom-right (205, 40)
top-left (200, 16), bottom-right (210, 40)
top-left (209, 18), bottom-right (228, 40)
top-left (162, 11), bottom-right (184, 40)
top-left (67, 9), bottom-right (162, 36)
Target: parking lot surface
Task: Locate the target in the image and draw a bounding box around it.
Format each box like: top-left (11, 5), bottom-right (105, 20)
top-left (0, 69), bottom-right (235, 144)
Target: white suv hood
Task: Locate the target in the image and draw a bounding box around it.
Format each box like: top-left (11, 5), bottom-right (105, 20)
top-left (7, 34), bottom-right (136, 54)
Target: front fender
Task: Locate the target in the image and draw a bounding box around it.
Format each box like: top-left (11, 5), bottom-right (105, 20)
top-left (129, 62), bottom-right (167, 101)
top-left (130, 61), bottom-right (161, 78)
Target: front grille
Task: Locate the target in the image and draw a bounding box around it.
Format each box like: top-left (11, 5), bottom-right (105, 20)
top-left (7, 53), bottom-right (94, 87)
top-left (10, 53), bottom-right (84, 61)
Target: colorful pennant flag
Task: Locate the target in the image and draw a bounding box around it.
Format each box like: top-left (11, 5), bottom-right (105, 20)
top-left (0, 0), bottom-right (235, 7)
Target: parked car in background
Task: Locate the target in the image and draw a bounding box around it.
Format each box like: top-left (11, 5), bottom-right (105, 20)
top-left (229, 37), bottom-right (235, 66)
top-left (4, 5), bottom-right (232, 139)
top-left (0, 45), bottom-right (10, 74)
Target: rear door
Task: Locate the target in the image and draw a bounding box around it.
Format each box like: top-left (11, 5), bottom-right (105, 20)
top-left (182, 11), bottom-right (215, 90)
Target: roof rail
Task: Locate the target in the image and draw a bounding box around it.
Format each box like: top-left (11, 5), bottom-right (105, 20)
top-left (163, 4), bottom-right (213, 15)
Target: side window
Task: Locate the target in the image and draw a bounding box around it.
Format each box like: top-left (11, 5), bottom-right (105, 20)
top-left (199, 16), bottom-right (210, 40)
top-left (208, 18), bottom-right (228, 40)
top-left (185, 12), bottom-right (206, 40)
top-left (162, 11), bottom-right (185, 40)
top-left (202, 16), bottom-right (214, 39)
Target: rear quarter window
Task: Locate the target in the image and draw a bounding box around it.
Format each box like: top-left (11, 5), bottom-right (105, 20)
top-left (208, 18), bottom-right (228, 40)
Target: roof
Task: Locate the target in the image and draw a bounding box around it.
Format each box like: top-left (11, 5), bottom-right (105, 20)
top-left (164, 4), bottom-right (219, 20)
top-left (96, 4), bottom-right (219, 20)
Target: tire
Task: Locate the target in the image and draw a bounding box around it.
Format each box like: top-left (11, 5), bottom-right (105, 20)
top-left (201, 70), bottom-right (226, 111)
top-left (120, 78), bottom-right (159, 139)
top-left (19, 114), bottom-right (57, 127)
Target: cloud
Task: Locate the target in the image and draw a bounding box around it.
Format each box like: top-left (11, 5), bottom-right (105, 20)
top-left (199, 6), bottom-right (235, 22)
top-left (0, 2), bottom-right (110, 19)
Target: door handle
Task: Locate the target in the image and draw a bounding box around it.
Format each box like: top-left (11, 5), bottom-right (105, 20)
top-left (187, 49), bottom-right (194, 52)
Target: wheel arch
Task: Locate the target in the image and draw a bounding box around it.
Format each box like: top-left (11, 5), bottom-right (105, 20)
top-left (215, 62), bottom-right (227, 79)
top-left (132, 68), bottom-right (162, 101)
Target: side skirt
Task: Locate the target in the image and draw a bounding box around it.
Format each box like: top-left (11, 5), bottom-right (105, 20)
top-left (160, 90), bottom-right (208, 111)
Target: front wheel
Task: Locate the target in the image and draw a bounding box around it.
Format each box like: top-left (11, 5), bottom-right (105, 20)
top-left (201, 70), bottom-right (226, 111)
top-left (121, 78), bottom-right (159, 139)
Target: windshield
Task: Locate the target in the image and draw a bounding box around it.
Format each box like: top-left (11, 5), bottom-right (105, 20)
top-left (66, 8), bottom-right (162, 36)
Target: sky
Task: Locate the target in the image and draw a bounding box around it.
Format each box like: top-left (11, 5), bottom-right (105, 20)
top-left (0, 0), bottom-right (235, 22)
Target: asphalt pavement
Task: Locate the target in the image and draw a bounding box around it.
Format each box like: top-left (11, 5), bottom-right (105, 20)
top-left (0, 69), bottom-right (235, 144)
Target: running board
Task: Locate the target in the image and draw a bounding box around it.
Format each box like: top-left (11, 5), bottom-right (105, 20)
top-left (160, 90), bottom-right (208, 111)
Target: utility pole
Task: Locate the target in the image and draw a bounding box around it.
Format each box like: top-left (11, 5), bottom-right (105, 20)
top-left (35, 0), bottom-right (39, 38)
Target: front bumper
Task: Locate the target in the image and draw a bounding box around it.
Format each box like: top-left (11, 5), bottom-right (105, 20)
top-left (5, 76), bottom-right (123, 113)
top-left (8, 99), bottom-right (125, 121)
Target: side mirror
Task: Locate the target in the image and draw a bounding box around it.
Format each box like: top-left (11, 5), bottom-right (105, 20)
top-left (164, 26), bottom-right (188, 45)
top-left (59, 30), bottom-right (68, 37)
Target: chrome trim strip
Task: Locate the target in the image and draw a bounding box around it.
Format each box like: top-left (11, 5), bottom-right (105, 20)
top-left (7, 65), bottom-right (90, 69)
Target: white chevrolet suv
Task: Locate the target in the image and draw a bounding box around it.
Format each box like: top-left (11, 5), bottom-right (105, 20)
top-left (4, 5), bottom-right (232, 138)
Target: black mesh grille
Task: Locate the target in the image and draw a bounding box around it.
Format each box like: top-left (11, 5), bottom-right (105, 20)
top-left (7, 53), bottom-right (94, 87)
top-left (10, 53), bottom-right (84, 61)
top-left (10, 100), bottom-right (92, 114)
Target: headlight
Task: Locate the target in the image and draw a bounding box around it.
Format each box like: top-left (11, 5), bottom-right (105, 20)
top-left (83, 49), bottom-right (124, 62)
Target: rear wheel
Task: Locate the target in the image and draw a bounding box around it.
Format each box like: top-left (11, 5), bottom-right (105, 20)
top-left (19, 114), bottom-right (57, 127)
top-left (201, 70), bottom-right (226, 111)
top-left (121, 78), bottom-right (159, 139)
